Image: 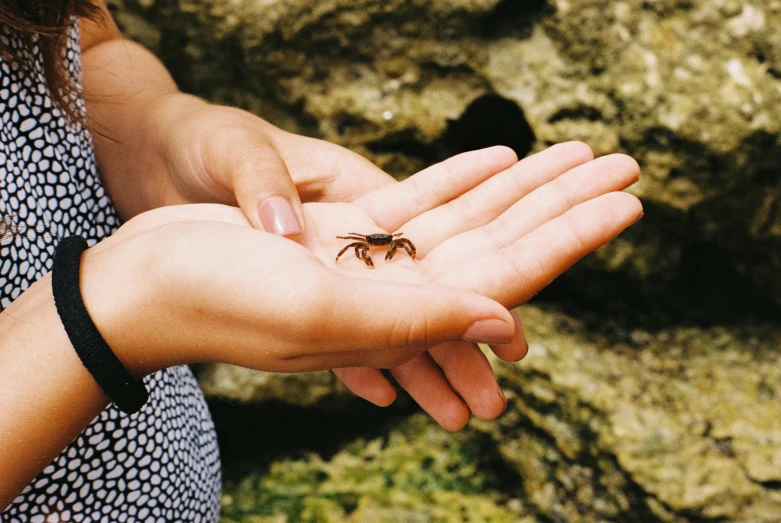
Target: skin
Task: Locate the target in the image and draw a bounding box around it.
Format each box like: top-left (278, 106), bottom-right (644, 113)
top-left (0, 1), bottom-right (643, 510)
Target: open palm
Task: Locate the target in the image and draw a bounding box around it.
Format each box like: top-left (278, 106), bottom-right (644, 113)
top-left (295, 142), bottom-right (640, 429)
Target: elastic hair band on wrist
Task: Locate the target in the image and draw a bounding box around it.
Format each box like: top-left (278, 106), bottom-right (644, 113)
top-left (51, 235), bottom-right (149, 415)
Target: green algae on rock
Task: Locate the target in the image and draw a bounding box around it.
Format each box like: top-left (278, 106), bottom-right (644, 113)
top-left (220, 414), bottom-right (532, 522)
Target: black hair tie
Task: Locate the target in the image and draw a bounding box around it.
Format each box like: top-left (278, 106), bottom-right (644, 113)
top-left (51, 235), bottom-right (149, 414)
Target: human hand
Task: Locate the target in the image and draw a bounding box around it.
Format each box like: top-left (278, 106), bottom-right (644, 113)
top-left (305, 142), bottom-right (642, 430)
top-left (80, 204), bottom-right (516, 378)
top-left (158, 99), bottom-right (397, 236)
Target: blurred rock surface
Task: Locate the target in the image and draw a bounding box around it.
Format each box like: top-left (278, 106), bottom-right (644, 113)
top-left (480, 306), bottom-right (781, 522)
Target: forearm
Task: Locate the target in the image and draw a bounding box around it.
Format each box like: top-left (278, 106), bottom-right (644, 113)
top-left (0, 236), bottom-right (172, 509)
top-left (82, 38), bottom-right (205, 220)
top-left (0, 274), bottom-right (108, 509)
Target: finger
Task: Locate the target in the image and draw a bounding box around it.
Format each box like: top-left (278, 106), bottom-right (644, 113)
top-left (354, 146), bottom-right (518, 232)
top-left (283, 277), bottom-right (517, 369)
top-left (332, 367), bottom-right (397, 407)
top-left (427, 340), bottom-right (507, 421)
top-left (404, 142), bottom-right (594, 257)
top-left (391, 352), bottom-right (472, 431)
top-left (395, 317), bottom-right (524, 428)
top-left (204, 127), bottom-right (305, 239)
top-left (427, 153), bottom-right (640, 263)
top-left (228, 144), bottom-right (306, 240)
top-left (272, 132), bottom-right (398, 202)
top-left (435, 192), bottom-right (644, 308)
top-left (488, 309), bottom-right (528, 362)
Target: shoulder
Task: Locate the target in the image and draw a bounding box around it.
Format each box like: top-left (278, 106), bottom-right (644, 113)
top-left (79, 0), bottom-right (123, 53)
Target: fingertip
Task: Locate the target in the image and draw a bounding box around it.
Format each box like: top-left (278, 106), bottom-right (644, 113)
top-left (633, 196), bottom-right (644, 218)
top-left (603, 153), bottom-right (641, 184)
top-left (333, 367), bottom-right (397, 407)
top-left (489, 339), bottom-right (529, 363)
top-left (367, 388), bottom-right (397, 407)
top-left (489, 310), bottom-right (528, 362)
top-left (552, 141), bottom-right (595, 162)
top-left (444, 146), bottom-right (519, 181)
top-left (613, 191), bottom-right (644, 221)
top-left (485, 145), bottom-right (519, 166)
top-left (592, 192), bottom-right (643, 227)
top-left (369, 381), bottom-right (398, 407)
top-left (438, 399), bottom-right (471, 432)
top-left (291, 196), bottom-right (307, 234)
top-left (470, 386), bottom-right (507, 421)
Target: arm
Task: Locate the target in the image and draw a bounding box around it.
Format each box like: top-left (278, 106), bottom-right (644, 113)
top-left (80, 4), bottom-right (200, 219)
top-left (0, 258), bottom-right (153, 508)
top-left (0, 278), bottom-right (107, 508)
top-left (0, 9), bottom-right (158, 506)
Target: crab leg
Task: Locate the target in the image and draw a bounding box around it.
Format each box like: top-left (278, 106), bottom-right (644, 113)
top-left (385, 242), bottom-right (398, 261)
top-left (359, 244), bottom-right (374, 268)
top-left (337, 235), bottom-right (367, 241)
top-left (336, 242), bottom-right (365, 262)
top-left (396, 238), bottom-right (417, 259)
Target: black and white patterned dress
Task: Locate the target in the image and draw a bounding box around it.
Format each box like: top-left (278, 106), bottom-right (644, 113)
top-left (0, 21), bottom-right (221, 523)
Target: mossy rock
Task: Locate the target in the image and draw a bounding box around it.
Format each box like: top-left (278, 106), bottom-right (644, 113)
top-left (219, 414), bottom-right (531, 522)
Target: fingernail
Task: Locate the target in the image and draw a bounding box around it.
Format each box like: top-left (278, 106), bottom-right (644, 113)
top-left (631, 212), bottom-right (644, 226)
top-left (462, 319), bottom-right (514, 344)
top-left (498, 388), bottom-right (507, 414)
top-left (258, 196), bottom-right (303, 238)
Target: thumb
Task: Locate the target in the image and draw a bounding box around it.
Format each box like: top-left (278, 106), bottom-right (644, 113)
top-left (226, 143), bottom-right (305, 240)
top-left (289, 276), bottom-right (517, 370)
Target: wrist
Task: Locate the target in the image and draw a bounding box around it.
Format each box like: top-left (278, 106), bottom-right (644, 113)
top-left (78, 236), bottom-right (175, 379)
top-left (142, 92), bottom-right (210, 199)
top-left (156, 99), bottom-right (287, 204)
top-left (51, 237), bottom-right (148, 412)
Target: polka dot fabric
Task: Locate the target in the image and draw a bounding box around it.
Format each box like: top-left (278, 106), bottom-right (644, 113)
top-left (0, 22), bottom-right (221, 523)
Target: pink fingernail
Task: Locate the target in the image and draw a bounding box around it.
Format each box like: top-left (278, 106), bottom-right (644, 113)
top-left (462, 319), bottom-right (514, 344)
top-left (258, 196), bottom-right (303, 238)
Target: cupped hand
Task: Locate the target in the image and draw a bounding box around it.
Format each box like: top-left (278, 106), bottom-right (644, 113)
top-left (83, 203), bottom-right (516, 378)
top-left (306, 142), bottom-right (643, 430)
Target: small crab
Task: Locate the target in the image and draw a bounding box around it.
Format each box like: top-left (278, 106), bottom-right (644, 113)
top-left (335, 232), bottom-right (417, 268)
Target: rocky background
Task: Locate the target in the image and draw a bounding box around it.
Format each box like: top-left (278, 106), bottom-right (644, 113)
top-left (109, 0), bottom-right (781, 521)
